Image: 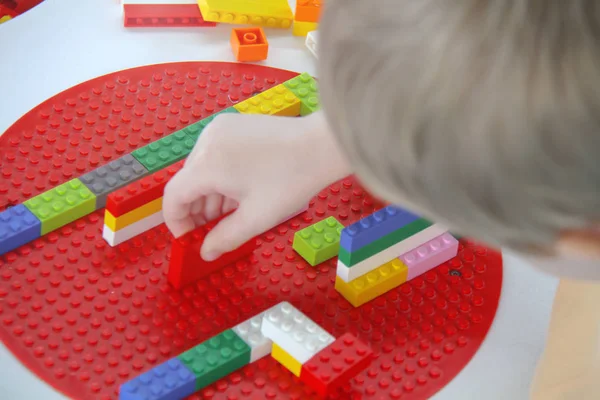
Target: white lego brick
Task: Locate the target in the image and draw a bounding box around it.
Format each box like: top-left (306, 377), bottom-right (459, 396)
top-left (306, 31), bottom-right (318, 59)
top-left (232, 312), bottom-right (273, 363)
top-left (102, 211), bottom-right (164, 246)
top-left (260, 302), bottom-right (334, 364)
top-left (336, 224), bottom-right (448, 282)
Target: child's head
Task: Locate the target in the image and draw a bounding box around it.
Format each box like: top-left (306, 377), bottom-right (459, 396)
top-left (318, 1), bottom-right (600, 274)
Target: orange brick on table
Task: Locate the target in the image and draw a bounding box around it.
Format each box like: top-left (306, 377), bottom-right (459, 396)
top-left (230, 27), bottom-right (269, 62)
top-left (295, 0), bottom-right (322, 23)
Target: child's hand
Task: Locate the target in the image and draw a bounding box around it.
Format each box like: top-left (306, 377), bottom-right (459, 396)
top-left (163, 112), bottom-right (348, 261)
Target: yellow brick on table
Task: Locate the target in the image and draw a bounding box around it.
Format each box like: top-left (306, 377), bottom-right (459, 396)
top-left (104, 197), bottom-right (163, 232)
top-left (293, 216), bottom-right (344, 266)
top-left (335, 258), bottom-right (409, 307)
top-left (198, 0), bottom-right (293, 28)
top-left (272, 343), bottom-right (303, 377)
top-left (292, 20), bottom-right (318, 37)
top-left (233, 84), bottom-right (301, 116)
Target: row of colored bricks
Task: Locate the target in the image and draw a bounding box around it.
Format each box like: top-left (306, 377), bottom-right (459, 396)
top-left (121, 0), bottom-right (320, 30)
top-left (0, 72), bottom-right (319, 256)
top-left (120, 301), bottom-right (372, 400)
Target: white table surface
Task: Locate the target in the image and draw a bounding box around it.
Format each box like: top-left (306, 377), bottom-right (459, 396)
top-left (0, 1), bottom-right (558, 399)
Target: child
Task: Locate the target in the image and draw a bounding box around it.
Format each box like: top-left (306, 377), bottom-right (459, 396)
top-left (163, 1), bottom-right (600, 398)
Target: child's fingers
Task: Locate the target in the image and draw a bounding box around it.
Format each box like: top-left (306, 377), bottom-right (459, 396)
top-left (163, 168), bottom-right (213, 237)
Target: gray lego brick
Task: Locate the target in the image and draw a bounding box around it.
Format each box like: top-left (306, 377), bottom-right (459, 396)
top-left (79, 155), bottom-right (149, 209)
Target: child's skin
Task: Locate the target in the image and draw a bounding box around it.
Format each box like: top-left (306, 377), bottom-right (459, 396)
top-left (164, 1), bottom-right (600, 398)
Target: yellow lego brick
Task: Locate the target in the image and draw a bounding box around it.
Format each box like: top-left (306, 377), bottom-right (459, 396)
top-left (335, 259), bottom-right (409, 308)
top-left (104, 197), bottom-right (163, 231)
top-left (199, 0), bottom-right (293, 29)
top-left (0, 15), bottom-right (11, 24)
top-left (292, 20), bottom-right (318, 37)
top-left (234, 84), bottom-right (301, 116)
top-left (271, 343), bottom-right (303, 377)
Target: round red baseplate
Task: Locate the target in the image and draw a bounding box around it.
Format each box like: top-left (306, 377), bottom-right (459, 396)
top-left (0, 62), bottom-right (502, 400)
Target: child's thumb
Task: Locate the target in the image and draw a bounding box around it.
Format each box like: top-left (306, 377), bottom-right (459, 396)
top-left (200, 205), bottom-right (263, 262)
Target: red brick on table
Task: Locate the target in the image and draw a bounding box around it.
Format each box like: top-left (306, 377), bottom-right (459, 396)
top-left (105, 160), bottom-right (184, 217)
top-left (167, 214), bottom-right (258, 289)
top-left (301, 332), bottom-right (374, 397)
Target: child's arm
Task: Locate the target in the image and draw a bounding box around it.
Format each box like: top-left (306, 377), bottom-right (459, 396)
top-left (530, 279), bottom-right (600, 400)
top-left (163, 112), bottom-right (351, 261)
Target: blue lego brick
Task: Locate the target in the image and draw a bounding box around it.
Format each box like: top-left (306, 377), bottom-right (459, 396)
top-left (0, 205), bottom-right (42, 255)
top-left (340, 206), bottom-right (420, 253)
top-left (119, 358), bottom-right (196, 400)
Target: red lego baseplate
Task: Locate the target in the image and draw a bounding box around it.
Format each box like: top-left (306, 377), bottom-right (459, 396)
top-left (123, 4), bottom-right (217, 28)
top-left (0, 62), bottom-right (502, 400)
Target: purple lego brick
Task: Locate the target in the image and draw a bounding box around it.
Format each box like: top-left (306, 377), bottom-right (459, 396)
top-left (0, 204), bottom-right (42, 255)
top-left (340, 205), bottom-right (419, 253)
top-left (401, 232), bottom-right (459, 280)
top-left (119, 358), bottom-right (196, 400)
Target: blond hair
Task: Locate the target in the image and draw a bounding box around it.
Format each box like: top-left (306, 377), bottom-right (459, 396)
top-left (318, 0), bottom-right (600, 251)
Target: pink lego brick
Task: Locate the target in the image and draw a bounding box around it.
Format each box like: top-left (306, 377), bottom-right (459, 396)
top-left (401, 232), bottom-right (458, 280)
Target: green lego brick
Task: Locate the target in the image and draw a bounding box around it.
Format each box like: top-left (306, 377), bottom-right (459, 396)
top-left (24, 178), bottom-right (96, 235)
top-left (132, 131), bottom-right (196, 172)
top-left (338, 218), bottom-right (432, 266)
top-left (182, 107), bottom-right (240, 143)
top-left (178, 329), bottom-right (250, 390)
top-left (292, 216), bottom-right (344, 266)
top-left (283, 72), bottom-right (320, 116)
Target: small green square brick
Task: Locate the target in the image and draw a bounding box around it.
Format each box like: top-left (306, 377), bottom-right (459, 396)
top-left (183, 107), bottom-right (240, 143)
top-left (24, 178), bottom-right (96, 235)
top-left (178, 329), bottom-right (250, 390)
top-left (283, 72), bottom-right (321, 116)
top-left (292, 216), bottom-right (344, 266)
top-left (132, 131), bottom-right (196, 172)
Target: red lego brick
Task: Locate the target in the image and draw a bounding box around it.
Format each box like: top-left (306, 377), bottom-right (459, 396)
top-left (0, 5), bottom-right (17, 19)
top-left (123, 4), bottom-right (217, 28)
top-left (301, 333), bottom-right (374, 397)
top-left (167, 214), bottom-right (258, 289)
top-left (105, 161), bottom-right (183, 217)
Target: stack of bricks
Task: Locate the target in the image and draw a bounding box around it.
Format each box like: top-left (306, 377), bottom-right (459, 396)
top-left (102, 161), bottom-right (183, 246)
top-left (261, 302), bottom-right (373, 397)
top-left (0, 71), bottom-right (320, 258)
top-left (199, 0), bottom-right (293, 29)
top-left (293, 0), bottom-right (321, 36)
top-left (120, 311), bottom-right (273, 400)
top-left (121, 0), bottom-right (217, 28)
top-left (335, 206), bottom-right (459, 307)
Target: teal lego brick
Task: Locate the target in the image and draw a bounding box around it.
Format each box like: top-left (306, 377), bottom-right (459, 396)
top-left (24, 178), bottom-right (96, 235)
top-left (292, 216), bottom-right (344, 266)
top-left (182, 107), bottom-right (240, 142)
top-left (132, 131), bottom-right (196, 172)
top-left (177, 329), bottom-right (251, 390)
top-left (338, 218), bottom-right (432, 266)
top-left (282, 72), bottom-right (320, 116)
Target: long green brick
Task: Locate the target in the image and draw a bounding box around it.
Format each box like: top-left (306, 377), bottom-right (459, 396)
top-left (178, 329), bottom-right (250, 390)
top-left (132, 131), bottom-right (196, 172)
top-left (24, 178), bottom-right (96, 235)
top-left (283, 72), bottom-right (320, 116)
top-left (292, 216), bottom-right (344, 266)
top-left (183, 107), bottom-right (240, 143)
top-left (338, 218), bottom-right (432, 266)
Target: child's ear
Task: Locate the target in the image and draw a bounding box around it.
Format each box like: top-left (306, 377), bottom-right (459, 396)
top-left (555, 227), bottom-right (600, 259)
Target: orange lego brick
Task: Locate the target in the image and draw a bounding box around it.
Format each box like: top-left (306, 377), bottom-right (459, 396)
top-left (295, 0), bottom-right (322, 23)
top-left (230, 27), bottom-right (269, 62)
